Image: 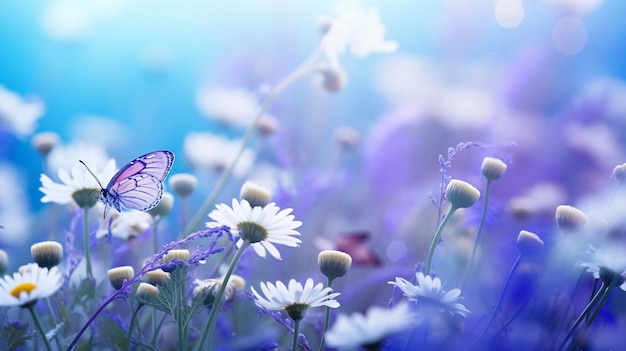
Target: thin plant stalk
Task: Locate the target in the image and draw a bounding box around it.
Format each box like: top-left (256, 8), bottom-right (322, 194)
top-left (195, 240), bottom-right (251, 350)
top-left (425, 205), bottom-right (459, 275)
top-left (83, 208), bottom-right (93, 279)
top-left (180, 49), bottom-right (323, 239)
top-left (126, 303), bottom-right (144, 351)
top-left (292, 319), bottom-right (302, 351)
top-left (28, 305), bottom-right (52, 351)
top-left (317, 277), bottom-right (335, 351)
top-left (557, 282), bottom-right (608, 351)
top-left (476, 255), bottom-right (523, 344)
top-left (462, 179), bottom-right (492, 288)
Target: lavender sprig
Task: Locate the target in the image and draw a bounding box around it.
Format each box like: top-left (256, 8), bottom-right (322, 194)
top-left (66, 226), bottom-right (229, 350)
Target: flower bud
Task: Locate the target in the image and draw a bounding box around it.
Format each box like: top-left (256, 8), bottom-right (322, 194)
top-left (136, 282), bottom-right (160, 299)
top-left (143, 269), bottom-right (170, 287)
top-left (612, 163), bottom-right (626, 183)
top-left (148, 192), bottom-right (174, 218)
top-left (256, 114), bottom-right (279, 136)
top-left (108, 266), bottom-right (135, 290)
top-left (319, 65), bottom-right (347, 92)
top-left (31, 132), bottom-right (60, 157)
top-left (161, 249), bottom-right (190, 264)
top-left (240, 181), bottom-right (271, 208)
top-left (30, 241), bottom-right (63, 269)
top-left (516, 230), bottom-right (544, 257)
top-left (446, 179), bottom-right (481, 209)
top-left (168, 173), bottom-right (197, 198)
top-left (481, 157), bottom-right (507, 181)
top-left (334, 126), bottom-right (360, 149)
top-left (318, 250), bottom-right (352, 280)
top-left (555, 205), bottom-right (587, 233)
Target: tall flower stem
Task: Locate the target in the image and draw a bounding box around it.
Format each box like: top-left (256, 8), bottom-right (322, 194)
top-left (195, 240), bottom-right (251, 351)
top-left (318, 277), bottom-right (335, 351)
top-left (462, 180), bottom-right (492, 288)
top-left (557, 282), bottom-right (608, 351)
top-left (180, 49), bottom-right (323, 238)
top-left (83, 208), bottom-right (93, 279)
top-left (476, 255), bottom-right (523, 344)
top-left (425, 205), bottom-right (459, 275)
top-left (126, 303), bottom-right (144, 351)
top-left (292, 319), bottom-right (302, 351)
top-left (28, 305), bottom-right (52, 351)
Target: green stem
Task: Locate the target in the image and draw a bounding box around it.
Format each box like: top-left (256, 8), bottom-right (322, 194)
top-left (28, 305), bottom-right (52, 351)
top-left (151, 312), bottom-right (168, 346)
top-left (462, 180), bottom-right (492, 289)
top-left (83, 208), bottom-right (93, 279)
top-left (180, 50), bottom-right (323, 239)
top-left (317, 277), bottom-right (335, 351)
top-left (152, 219), bottom-right (160, 254)
top-left (557, 283), bottom-right (607, 351)
top-left (195, 240), bottom-right (250, 351)
top-left (582, 283), bottom-right (615, 330)
top-left (292, 319), bottom-right (302, 351)
top-left (476, 255), bottom-right (523, 344)
top-left (425, 206), bottom-right (458, 275)
top-left (126, 303), bottom-right (144, 351)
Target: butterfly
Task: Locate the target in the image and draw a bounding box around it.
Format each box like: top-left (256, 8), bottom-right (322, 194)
top-left (80, 150), bottom-right (174, 213)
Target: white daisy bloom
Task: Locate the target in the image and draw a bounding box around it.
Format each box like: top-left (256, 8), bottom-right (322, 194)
top-left (95, 207), bottom-right (152, 240)
top-left (320, 0), bottom-right (398, 67)
top-left (183, 132), bottom-right (255, 178)
top-left (252, 278), bottom-right (339, 321)
top-left (389, 272), bottom-right (470, 317)
top-left (0, 263), bottom-right (62, 307)
top-left (578, 245), bottom-right (626, 291)
top-left (195, 86), bottom-right (259, 127)
top-left (0, 85), bottom-right (45, 137)
top-left (325, 302), bottom-right (419, 350)
top-left (206, 199), bottom-right (302, 260)
top-left (39, 159), bottom-right (117, 208)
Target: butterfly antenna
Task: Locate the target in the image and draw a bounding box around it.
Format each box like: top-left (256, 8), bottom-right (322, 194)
top-left (79, 160), bottom-right (105, 189)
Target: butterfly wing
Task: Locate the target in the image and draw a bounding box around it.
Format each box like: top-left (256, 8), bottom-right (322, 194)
top-left (105, 150), bottom-right (174, 211)
top-left (107, 174), bottom-right (164, 211)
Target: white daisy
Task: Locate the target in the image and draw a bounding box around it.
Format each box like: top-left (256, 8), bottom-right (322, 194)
top-left (578, 245), bottom-right (626, 290)
top-left (183, 132), bottom-right (255, 178)
top-left (252, 278), bottom-right (340, 321)
top-left (389, 272), bottom-right (470, 317)
top-left (95, 207), bottom-right (152, 240)
top-left (0, 85), bottom-right (45, 137)
top-left (320, 0), bottom-right (398, 67)
top-left (0, 263), bottom-right (62, 307)
top-left (39, 159), bottom-right (117, 208)
top-left (325, 302), bottom-right (420, 350)
top-left (206, 199), bottom-right (302, 260)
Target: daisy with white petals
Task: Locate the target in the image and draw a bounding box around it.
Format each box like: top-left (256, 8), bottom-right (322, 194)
top-left (39, 159), bottom-right (117, 209)
top-left (199, 199), bottom-right (303, 347)
top-left (206, 199), bottom-right (302, 260)
top-left (252, 278), bottom-right (340, 351)
top-left (252, 278), bottom-right (340, 314)
top-left (0, 263), bottom-right (62, 307)
top-left (325, 302), bottom-right (419, 350)
top-left (389, 272), bottom-right (470, 317)
top-left (0, 263), bottom-right (62, 351)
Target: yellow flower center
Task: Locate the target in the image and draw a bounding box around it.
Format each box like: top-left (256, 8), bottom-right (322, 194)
top-left (10, 282), bottom-right (37, 298)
